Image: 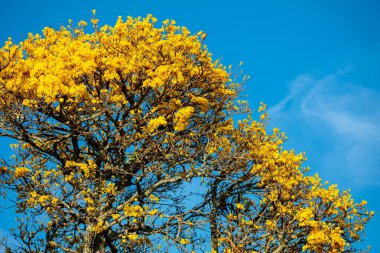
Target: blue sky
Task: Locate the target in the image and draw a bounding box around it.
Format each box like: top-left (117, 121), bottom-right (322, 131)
top-left (1, 0), bottom-right (379, 251)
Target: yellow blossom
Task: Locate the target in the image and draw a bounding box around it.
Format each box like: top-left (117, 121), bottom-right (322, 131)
top-left (14, 167), bottom-right (31, 178)
top-left (127, 233), bottom-right (138, 241)
top-left (236, 203), bottom-right (244, 210)
top-left (147, 116), bottom-right (167, 132)
top-left (174, 106), bottom-right (194, 131)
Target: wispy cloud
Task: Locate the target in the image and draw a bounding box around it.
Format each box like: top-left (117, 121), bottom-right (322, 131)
top-left (269, 72), bottom-right (380, 187)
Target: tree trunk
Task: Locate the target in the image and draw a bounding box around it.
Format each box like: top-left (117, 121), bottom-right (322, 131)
top-left (272, 244), bottom-right (285, 253)
top-left (83, 224), bottom-right (107, 253)
top-left (210, 180), bottom-right (219, 253)
top-left (94, 233), bottom-right (106, 253)
top-left (210, 208), bottom-right (219, 253)
top-left (83, 224), bottom-right (94, 253)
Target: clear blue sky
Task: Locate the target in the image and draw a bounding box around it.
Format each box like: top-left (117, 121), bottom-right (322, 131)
top-left (1, 0), bottom-right (379, 251)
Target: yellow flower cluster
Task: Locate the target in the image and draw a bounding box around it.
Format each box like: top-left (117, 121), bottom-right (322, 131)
top-left (65, 160), bottom-right (97, 178)
top-left (127, 233), bottom-right (138, 241)
top-left (0, 15), bottom-right (233, 114)
top-left (304, 226), bottom-right (346, 252)
top-left (121, 233), bottom-right (138, 243)
top-left (123, 205), bottom-right (143, 217)
top-left (14, 167), bottom-right (31, 178)
top-left (295, 207), bottom-right (314, 226)
top-left (38, 195), bottom-right (49, 205)
top-left (104, 182), bottom-right (116, 195)
top-left (93, 220), bottom-right (107, 234)
top-left (174, 106), bottom-right (195, 131)
top-left (180, 238), bottom-right (190, 245)
top-left (147, 116), bottom-right (167, 132)
top-left (235, 203), bottom-right (244, 210)
top-left (148, 194), bottom-right (160, 203)
top-left (189, 95), bottom-right (209, 112)
top-left (265, 220), bottom-right (277, 230)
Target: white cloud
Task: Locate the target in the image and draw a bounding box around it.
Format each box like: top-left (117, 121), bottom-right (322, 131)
top-left (269, 72), bottom-right (380, 187)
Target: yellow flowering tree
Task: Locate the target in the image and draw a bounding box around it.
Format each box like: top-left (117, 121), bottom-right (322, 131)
top-left (203, 112), bottom-right (373, 252)
top-left (0, 15), bottom-right (373, 253)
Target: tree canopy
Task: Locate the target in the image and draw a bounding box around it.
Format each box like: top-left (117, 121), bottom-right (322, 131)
top-left (0, 14), bottom-right (373, 253)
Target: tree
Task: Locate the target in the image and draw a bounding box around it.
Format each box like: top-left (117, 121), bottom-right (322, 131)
top-left (0, 14), bottom-right (373, 253)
